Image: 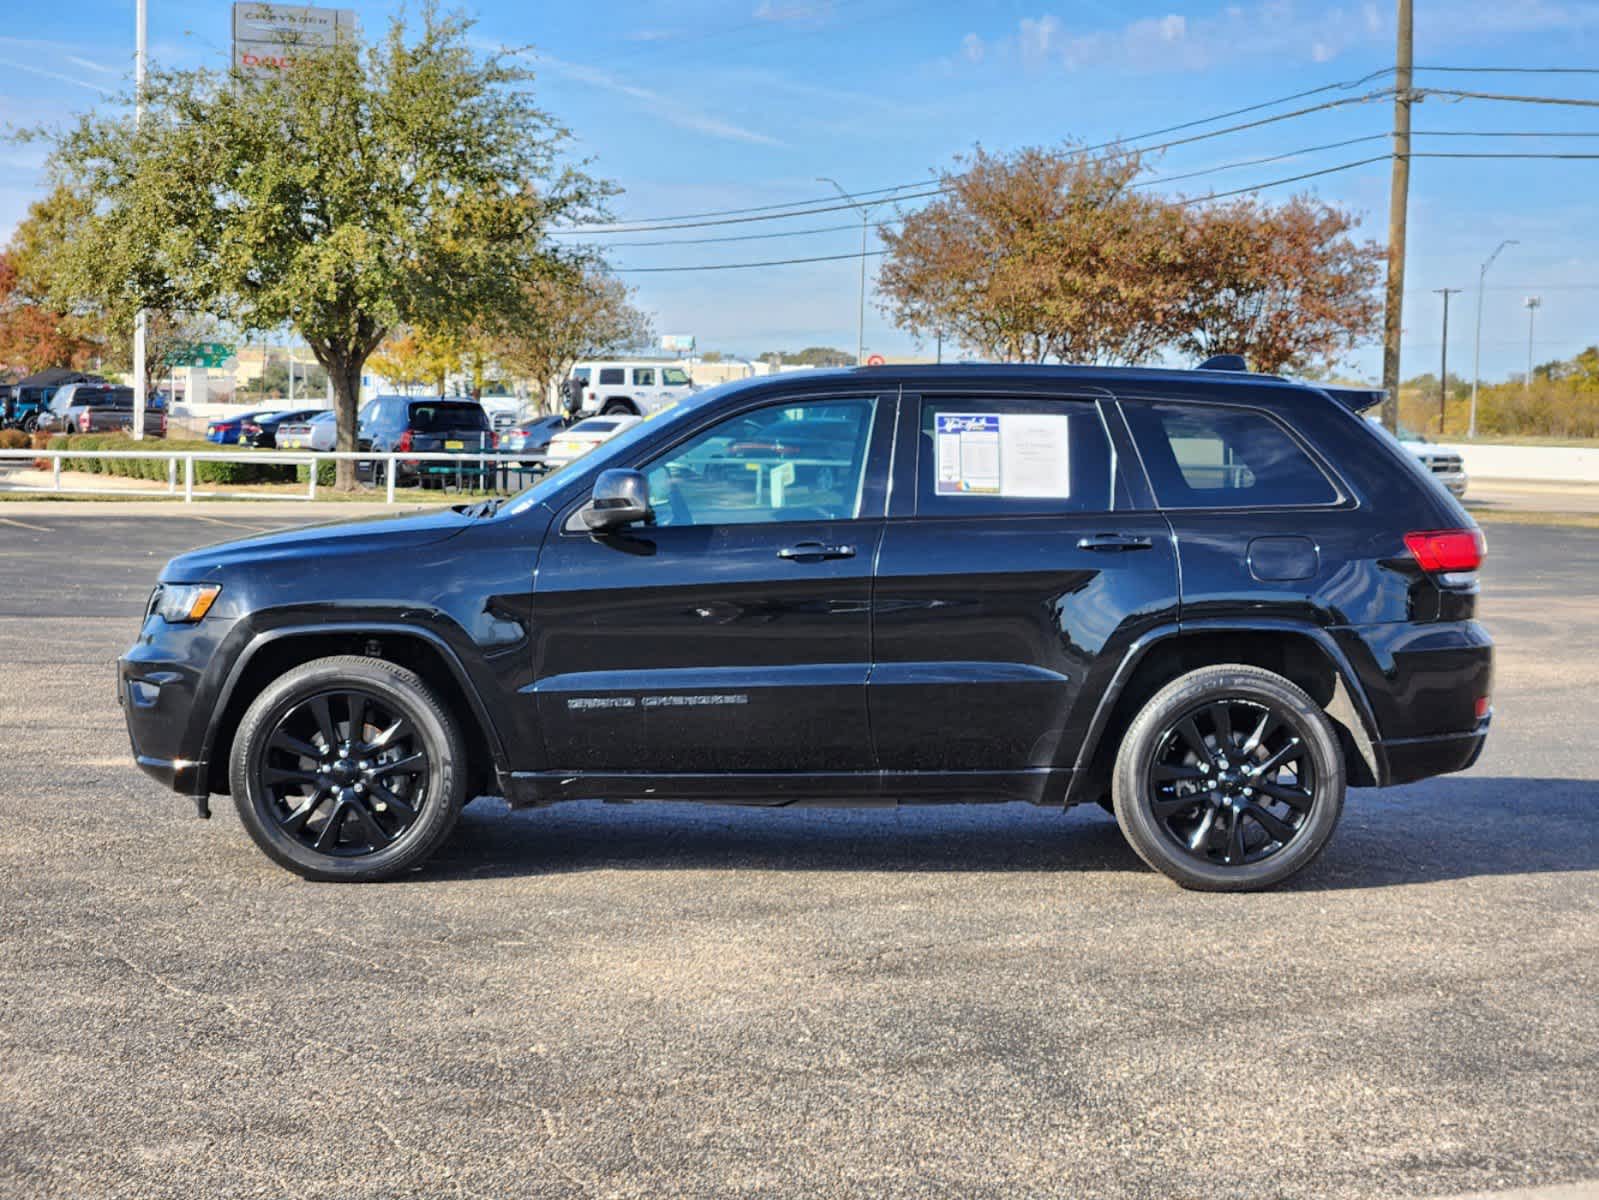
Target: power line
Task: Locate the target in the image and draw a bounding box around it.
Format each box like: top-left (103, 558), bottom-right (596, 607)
top-left (612, 155), bottom-right (1394, 273)
top-left (1419, 88), bottom-right (1599, 108)
top-left (1413, 129), bottom-right (1599, 136)
top-left (602, 133), bottom-right (1395, 251)
top-left (555, 70), bottom-right (1398, 233)
top-left (1416, 65), bottom-right (1599, 75)
top-left (559, 86), bottom-right (1397, 236)
top-left (1412, 151), bottom-right (1599, 159)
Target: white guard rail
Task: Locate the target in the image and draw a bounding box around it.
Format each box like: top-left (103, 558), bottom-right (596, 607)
top-left (0, 448), bottom-right (551, 504)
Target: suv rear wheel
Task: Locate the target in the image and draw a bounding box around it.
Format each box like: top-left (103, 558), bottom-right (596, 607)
top-left (1112, 664), bottom-right (1345, 891)
top-left (229, 655), bottom-right (464, 882)
top-left (600, 399), bottom-right (636, 416)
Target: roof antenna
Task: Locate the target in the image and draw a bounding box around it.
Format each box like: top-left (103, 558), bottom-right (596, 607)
top-left (1198, 354), bottom-right (1249, 372)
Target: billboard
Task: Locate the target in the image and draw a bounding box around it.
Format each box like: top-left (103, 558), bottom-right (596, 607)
top-left (233, 3), bottom-right (357, 75)
top-left (660, 334), bottom-right (696, 353)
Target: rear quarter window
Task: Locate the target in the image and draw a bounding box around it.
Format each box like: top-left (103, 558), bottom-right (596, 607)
top-left (1122, 400), bottom-right (1339, 509)
top-left (598, 368), bottom-right (626, 386)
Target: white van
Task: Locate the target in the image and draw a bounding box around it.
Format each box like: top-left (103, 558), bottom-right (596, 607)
top-left (568, 360), bottom-right (695, 417)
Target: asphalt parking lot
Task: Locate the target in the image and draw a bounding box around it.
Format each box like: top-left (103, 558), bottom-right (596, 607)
top-left (1, 512), bottom-right (1595, 1200)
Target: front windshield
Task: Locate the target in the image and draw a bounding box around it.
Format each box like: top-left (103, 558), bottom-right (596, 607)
top-left (502, 382), bottom-right (738, 516)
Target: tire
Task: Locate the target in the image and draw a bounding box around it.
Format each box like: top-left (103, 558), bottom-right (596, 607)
top-left (229, 655), bottom-right (465, 882)
top-left (1111, 664), bottom-right (1345, 892)
top-left (600, 400), bottom-right (635, 417)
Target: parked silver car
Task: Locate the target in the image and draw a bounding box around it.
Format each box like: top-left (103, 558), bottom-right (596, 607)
top-left (274, 411), bottom-right (337, 452)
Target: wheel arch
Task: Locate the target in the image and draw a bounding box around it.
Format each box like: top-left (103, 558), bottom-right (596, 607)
top-left (600, 397), bottom-right (638, 415)
top-left (201, 623), bottom-right (506, 797)
top-left (1067, 620), bottom-right (1385, 806)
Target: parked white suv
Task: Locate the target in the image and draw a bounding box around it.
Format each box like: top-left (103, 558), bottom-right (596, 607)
top-left (1367, 418), bottom-right (1469, 498)
top-left (569, 361), bottom-right (695, 417)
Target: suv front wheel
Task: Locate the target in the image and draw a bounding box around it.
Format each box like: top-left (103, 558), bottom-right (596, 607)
top-left (229, 655), bottom-right (465, 881)
top-left (1112, 664), bottom-right (1345, 891)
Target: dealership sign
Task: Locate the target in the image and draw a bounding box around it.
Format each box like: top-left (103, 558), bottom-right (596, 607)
top-left (233, 3), bottom-right (356, 74)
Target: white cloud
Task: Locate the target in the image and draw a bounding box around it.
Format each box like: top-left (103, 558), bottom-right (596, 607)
top-left (535, 55), bottom-right (785, 148)
top-left (1019, 14), bottom-right (1063, 63)
top-left (753, 1), bottom-right (835, 23)
top-left (957, 0), bottom-right (1599, 75)
top-left (65, 55), bottom-right (121, 76)
top-left (0, 55), bottom-right (116, 95)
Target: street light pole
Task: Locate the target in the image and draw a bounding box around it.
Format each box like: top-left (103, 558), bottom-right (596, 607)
top-left (1523, 296), bottom-right (1542, 393)
top-left (1469, 238), bottom-right (1516, 438)
top-left (1434, 288), bottom-right (1462, 435)
top-left (817, 177), bottom-right (876, 366)
top-left (131, 0), bottom-right (148, 441)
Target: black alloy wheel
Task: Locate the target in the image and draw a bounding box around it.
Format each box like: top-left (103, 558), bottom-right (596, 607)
top-left (1112, 664), bottom-right (1345, 891)
top-left (231, 656), bottom-right (465, 881)
top-left (257, 688), bottom-right (430, 857)
top-left (1147, 698), bottom-right (1316, 868)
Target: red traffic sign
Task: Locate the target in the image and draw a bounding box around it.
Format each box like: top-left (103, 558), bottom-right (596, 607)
top-left (865, 353), bottom-right (886, 366)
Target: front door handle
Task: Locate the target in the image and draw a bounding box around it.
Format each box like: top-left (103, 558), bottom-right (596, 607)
top-left (778, 541), bottom-right (856, 561)
top-left (1077, 533), bottom-right (1154, 552)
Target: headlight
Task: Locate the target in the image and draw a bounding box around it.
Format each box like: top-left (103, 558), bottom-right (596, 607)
top-left (149, 583), bottom-right (222, 624)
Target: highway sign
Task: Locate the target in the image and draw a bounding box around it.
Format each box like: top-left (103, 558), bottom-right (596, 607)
top-left (164, 342), bottom-right (235, 368)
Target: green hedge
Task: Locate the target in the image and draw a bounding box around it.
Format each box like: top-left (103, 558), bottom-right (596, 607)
top-left (296, 459), bottom-right (336, 486)
top-left (48, 434), bottom-right (299, 485)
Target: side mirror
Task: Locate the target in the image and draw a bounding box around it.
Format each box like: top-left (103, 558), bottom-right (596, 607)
top-left (582, 468), bottom-right (652, 532)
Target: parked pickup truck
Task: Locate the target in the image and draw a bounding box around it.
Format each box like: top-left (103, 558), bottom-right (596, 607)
top-left (41, 383), bottom-right (167, 438)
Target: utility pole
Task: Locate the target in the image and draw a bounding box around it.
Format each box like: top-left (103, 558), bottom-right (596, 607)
top-left (1523, 296), bottom-right (1542, 392)
top-left (817, 177), bottom-right (876, 366)
top-left (1379, 0), bottom-right (1413, 433)
top-left (1469, 239), bottom-right (1517, 438)
top-left (131, 0), bottom-right (148, 440)
top-left (1434, 288), bottom-right (1461, 434)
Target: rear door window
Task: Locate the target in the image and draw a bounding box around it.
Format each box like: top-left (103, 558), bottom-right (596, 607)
top-left (915, 397), bottom-right (1117, 516)
top-left (632, 368), bottom-right (655, 386)
top-left (1122, 400), bottom-right (1339, 508)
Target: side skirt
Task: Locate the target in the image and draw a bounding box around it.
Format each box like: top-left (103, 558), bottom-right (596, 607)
top-left (504, 768), bottom-right (1075, 809)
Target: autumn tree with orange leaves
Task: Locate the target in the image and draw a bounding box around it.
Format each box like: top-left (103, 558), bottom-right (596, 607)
top-left (877, 142), bottom-right (1382, 373)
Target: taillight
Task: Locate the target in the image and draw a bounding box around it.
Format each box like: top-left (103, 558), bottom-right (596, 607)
top-left (1474, 695), bottom-right (1491, 721)
top-left (160, 413), bottom-right (168, 435)
top-left (79, 412), bottom-right (91, 432)
top-left (396, 429), bottom-right (414, 452)
top-left (488, 431), bottom-right (499, 450)
top-left (1404, 529), bottom-right (1485, 573)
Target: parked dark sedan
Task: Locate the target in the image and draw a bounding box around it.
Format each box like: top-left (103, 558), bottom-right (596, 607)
top-left (240, 408), bottom-right (323, 449)
top-left (206, 410), bottom-right (279, 445)
top-left (120, 363), bottom-right (1491, 890)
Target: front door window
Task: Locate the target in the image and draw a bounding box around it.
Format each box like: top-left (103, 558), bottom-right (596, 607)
top-left (643, 398), bottom-right (877, 527)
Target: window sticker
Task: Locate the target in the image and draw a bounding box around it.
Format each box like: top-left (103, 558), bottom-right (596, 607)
top-left (936, 413), bottom-right (1001, 494)
top-left (934, 412), bottom-right (1072, 498)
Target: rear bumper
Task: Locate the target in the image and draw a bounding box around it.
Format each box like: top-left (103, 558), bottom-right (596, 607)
top-left (1378, 715), bottom-right (1491, 786)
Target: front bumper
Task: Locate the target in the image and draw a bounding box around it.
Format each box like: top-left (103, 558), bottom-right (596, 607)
top-left (119, 615), bottom-right (233, 797)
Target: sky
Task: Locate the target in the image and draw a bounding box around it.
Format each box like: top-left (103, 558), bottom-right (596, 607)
top-left (1, 0), bottom-right (1596, 382)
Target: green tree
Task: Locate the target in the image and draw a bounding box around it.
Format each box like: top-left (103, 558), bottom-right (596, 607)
top-left (38, 7), bottom-right (606, 486)
top-left (492, 265), bottom-right (652, 408)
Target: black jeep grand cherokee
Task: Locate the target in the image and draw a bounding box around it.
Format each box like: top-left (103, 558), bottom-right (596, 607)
top-left (120, 365), bottom-right (1492, 890)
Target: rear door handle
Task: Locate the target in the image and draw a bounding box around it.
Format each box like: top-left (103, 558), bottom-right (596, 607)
top-left (1077, 533), bottom-right (1154, 552)
top-left (778, 541), bottom-right (856, 561)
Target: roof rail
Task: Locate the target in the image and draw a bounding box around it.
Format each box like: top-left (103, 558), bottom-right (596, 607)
top-left (1197, 354), bottom-right (1249, 372)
